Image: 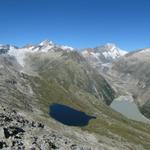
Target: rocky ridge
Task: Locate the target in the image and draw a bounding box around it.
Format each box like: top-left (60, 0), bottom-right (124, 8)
top-left (0, 104), bottom-right (92, 150)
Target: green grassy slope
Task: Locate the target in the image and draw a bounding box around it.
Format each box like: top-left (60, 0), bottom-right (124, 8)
top-left (24, 51), bottom-right (150, 149)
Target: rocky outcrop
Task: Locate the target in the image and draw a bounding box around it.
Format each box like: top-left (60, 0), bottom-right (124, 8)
top-left (0, 105), bottom-right (91, 150)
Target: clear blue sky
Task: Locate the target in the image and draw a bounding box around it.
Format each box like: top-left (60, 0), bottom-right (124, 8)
top-left (0, 0), bottom-right (150, 51)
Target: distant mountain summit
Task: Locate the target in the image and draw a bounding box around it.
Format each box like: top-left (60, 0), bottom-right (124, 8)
top-left (0, 40), bottom-right (74, 66)
top-left (82, 43), bottom-right (127, 72)
top-left (82, 43), bottom-right (127, 63)
top-left (0, 41), bottom-right (126, 68)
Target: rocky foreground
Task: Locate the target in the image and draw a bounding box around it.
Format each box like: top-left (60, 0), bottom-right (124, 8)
top-left (0, 105), bottom-right (91, 150)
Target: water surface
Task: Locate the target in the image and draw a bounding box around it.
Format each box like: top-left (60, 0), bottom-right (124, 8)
top-left (111, 100), bottom-right (149, 123)
top-left (49, 103), bottom-right (96, 126)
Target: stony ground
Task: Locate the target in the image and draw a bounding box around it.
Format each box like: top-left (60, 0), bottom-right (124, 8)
top-left (0, 105), bottom-right (92, 150)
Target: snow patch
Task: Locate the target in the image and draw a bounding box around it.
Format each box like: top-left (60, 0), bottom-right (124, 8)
top-left (90, 52), bottom-right (100, 59)
top-left (60, 45), bottom-right (74, 51)
top-left (39, 40), bottom-right (53, 46)
top-left (139, 48), bottom-right (150, 54)
top-left (40, 45), bottom-right (54, 52)
top-left (119, 50), bottom-right (128, 55)
top-left (8, 47), bottom-right (34, 66)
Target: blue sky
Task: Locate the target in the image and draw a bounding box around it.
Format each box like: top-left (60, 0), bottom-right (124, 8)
top-left (0, 0), bottom-right (150, 51)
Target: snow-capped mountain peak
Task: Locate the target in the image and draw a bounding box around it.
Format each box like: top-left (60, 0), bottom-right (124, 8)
top-left (39, 40), bottom-right (54, 46)
top-left (104, 43), bottom-right (117, 49)
top-left (98, 43), bottom-right (127, 57)
top-left (105, 43), bottom-right (127, 56)
top-left (0, 41), bottom-right (127, 69)
top-left (82, 43), bottom-right (128, 71)
top-left (60, 45), bottom-right (74, 51)
top-left (39, 40), bottom-right (74, 51)
top-left (82, 43), bottom-right (127, 63)
top-left (1, 40), bottom-right (74, 66)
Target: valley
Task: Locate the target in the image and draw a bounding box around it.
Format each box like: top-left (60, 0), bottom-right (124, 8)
top-left (0, 41), bottom-right (150, 150)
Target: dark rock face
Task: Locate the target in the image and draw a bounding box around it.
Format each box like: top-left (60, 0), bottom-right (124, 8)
top-left (0, 45), bottom-right (17, 55)
top-left (3, 127), bottom-right (25, 139)
top-left (5, 79), bottom-right (17, 85)
top-left (0, 46), bottom-right (9, 55)
top-left (140, 100), bottom-right (150, 119)
top-left (0, 141), bottom-right (8, 149)
top-left (0, 105), bottom-right (91, 150)
top-left (0, 49), bottom-right (8, 54)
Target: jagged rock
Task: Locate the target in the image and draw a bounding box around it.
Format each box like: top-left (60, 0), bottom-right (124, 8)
top-left (3, 127), bottom-right (25, 139)
top-left (49, 142), bottom-right (57, 149)
top-left (37, 123), bottom-right (44, 128)
top-left (5, 79), bottom-right (17, 85)
top-left (0, 105), bottom-right (92, 150)
top-left (0, 141), bottom-right (8, 149)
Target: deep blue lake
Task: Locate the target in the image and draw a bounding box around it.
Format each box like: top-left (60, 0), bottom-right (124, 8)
top-left (49, 103), bottom-right (96, 126)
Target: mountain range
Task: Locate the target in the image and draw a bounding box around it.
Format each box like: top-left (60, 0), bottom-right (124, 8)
top-left (0, 40), bottom-right (150, 150)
